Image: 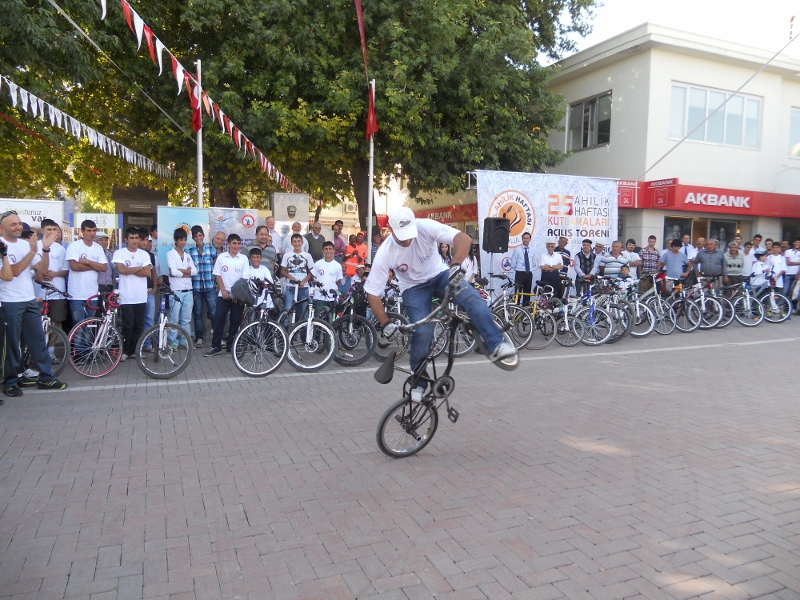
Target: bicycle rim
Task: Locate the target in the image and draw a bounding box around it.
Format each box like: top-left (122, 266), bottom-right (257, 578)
top-left (135, 324), bottom-right (192, 379)
top-left (232, 320), bottom-right (288, 376)
top-left (647, 298), bottom-right (676, 335)
top-left (716, 297), bottom-right (735, 328)
top-left (671, 299), bottom-right (701, 332)
top-left (33, 324), bottom-right (69, 377)
top-left (68, 318), bottom-right (122, 377)
top-left (332, 315), bottom-right (376, 366)
top-left (430, 321), bottom-right (449, 358)
top-left (287, 319), bottom-right (336, 372)
top-left (577, 307), bottom-right (613, 345)
top-left (629, 302), bottom-right (655, 337)
top-left (734, 296), bottom-right (764, 326)
top-left (526, 310), bottom-right (556, 350)
top-left (761, 294), bottom-right (791, 322)
top-left (452, 323), bottom-right (476, 357)
top-left (376, 397), bottom-right (439, 458)
top-left (698, 297), bottom-right (723, 329)
top-left (555, 314), bottom-right (584, 347)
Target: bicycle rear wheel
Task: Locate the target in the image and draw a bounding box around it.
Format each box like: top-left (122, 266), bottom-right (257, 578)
top-left (68, 318), bottom-right (122, 377)
top-left (605, 302), bottom-right (632, 345)
top-left (733, 295), bottom-right (764, 326)
top-left (697, 297), bottom-right (724, 329)
top-left (645, 297), bottom-right (676, 335)
top-left (332, 314), bottom-right (377, 366)
top-left (135, 324), bottom-right (192, 379)
top-left (629, 301), bottom-right (655, 337)
top-left (232, 319), bottom-right (288, 376)
top-left (526, 310), bottom-right (556, 350)
top-left (670, 298), bottom-right (702, 332)
top-left (575, 307), bottom-right (613, 345)
top-left (373, 311), bottom-right (410, 362)
top-left (492, 306), bottom-right (533, 349)
top-left (286, 319), bottom-right (336, 372)
top-left (716, 296), bottom-right (735, 328)
top-left (376, 397), bottom-right (439, 458)
top-left (760, 293), bottom-right (791, 323)
top-left (554, 314), bottom-right (584, 347)
top-left (25, 323), bottom-right (69, 377)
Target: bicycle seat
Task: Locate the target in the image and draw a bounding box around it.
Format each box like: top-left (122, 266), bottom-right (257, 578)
top-left (374, 351), bottom-right (395, 384)
top-left (535, 280), bottom-right (546, 287)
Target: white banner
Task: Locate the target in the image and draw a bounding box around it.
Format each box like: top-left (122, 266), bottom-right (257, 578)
top-left (74, 213), bottom-right (122, 230)
top-left (0, 198), bottom-right (64, 228)
top-left (476, 171), bottom-right (618, 293)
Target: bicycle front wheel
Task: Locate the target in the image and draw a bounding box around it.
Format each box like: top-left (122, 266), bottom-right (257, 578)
top-left (554, 314), bottom-right (584, 347)
top-left (27, 323), bottom-right (69, 377)
top-left (68, 318), bottom-right (123, 377)
top-left (697, 297), bottom-right (724, 329)
top-left (135, 324), bottom-right (192, 379)
top-left (332, 314), bottom-right (377, 366)
top-left (576, 307), bottom-right (613, 346)
top-left (716, 296), bottom-right (735, 328)
top-left (376, 397), bottom-right (439, 458)
top-left (526, 310), bottom-right (556, 350)
top-left (493, 306), bottom-right (533, 349)
top-left (287, 319), bottom-right (336, 372)
top-left (760, 293), bottom-right (791, 323)
top-left (232, 319), bottom-right (288, 376)
top-left (733, 295), bottom-right (764, 326)
top-left (646, 297), bottom-right (676, 335)
top-left (629, 301), bottom-right (655, 338)
top-left (670, 298), bottom-right (702, 332)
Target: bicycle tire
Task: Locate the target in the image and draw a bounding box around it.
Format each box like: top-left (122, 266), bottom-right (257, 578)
top-left (576, 306), bottom-right (613, 345)
top-left (554, 313), bottom-right (584, 347)
top-left (286, 319), bottom-right (336, 372)
top-left (669, 298), bottom-right (702, 332)
top-left (697, 297), bottom-right (724, 329)
top-left (332, 314), bottom-right (377, 366)
top-left (24, 323), bottom-right (70, 377)
top-left (231, 319), bottom-right (288, 376)
top-left (452, 323), bottom-right (476, 357)
top-left (372, 311), bottom-right (410, 362)
top-left (645, 297), bottom-right (677, 335)
top-left (605, 302), bottom-right (632, 345)
top-left (526, 309), bottom-right (556, 350)
top-left (760, 293), bottom-right (791, 323)
top-left (376, 397), bottom-right (439, 458)
top-left (716, 296), bottom-right (735, 328)
top-left (629, 301), bottom-right (655, 338)
top-left (68, 318), bottom-right (123, 377)
top-left (135, 324), bottom-right (193, 379)
top-left (733, 295), bottom-right (765, 326)
top-left (492, 306), bottom-right (533, 349)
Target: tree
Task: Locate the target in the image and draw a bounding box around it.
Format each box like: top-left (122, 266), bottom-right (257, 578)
top-left (1, 0), bottom-right (596, 221)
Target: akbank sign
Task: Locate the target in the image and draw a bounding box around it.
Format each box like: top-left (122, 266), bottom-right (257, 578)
top-left (684, 192), bottom-right (751, 209)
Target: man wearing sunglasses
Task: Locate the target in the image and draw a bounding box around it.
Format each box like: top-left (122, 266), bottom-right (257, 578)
top-left (0, 211), bottom-right (68, 397)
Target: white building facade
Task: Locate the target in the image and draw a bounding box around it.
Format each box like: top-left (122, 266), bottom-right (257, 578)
top-left (547, 23), bottom-right (800, 246)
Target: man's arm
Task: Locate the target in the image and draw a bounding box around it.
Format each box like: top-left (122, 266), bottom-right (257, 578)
top-left (215, 274), bottom-right (229, 299)
top-left (368, 293), bottom-right (389, 326)
top-left (450, 232), bottom-right (472, 266)
top-left (10, 236), bottom-right (40, 277)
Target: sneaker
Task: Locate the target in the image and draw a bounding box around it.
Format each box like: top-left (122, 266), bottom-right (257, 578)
top-left (17, 376), bottom-right (38, 388)
top-left (204, 347), bottom-right (222, 357)
top-left (488, 341), bottom-right (518, 364)
top-left (37, 379), bottom-right (68, 391)
top-left (410, 388), bottom-right (424, 402)
top-left (195, 339), bottom-right (204, 349)
top-left (120, 354), bottom-right (128, 362)
top-left (170, 343), bottom-right (179, 350)
top-left (4, 386), bottom-right (22, 398)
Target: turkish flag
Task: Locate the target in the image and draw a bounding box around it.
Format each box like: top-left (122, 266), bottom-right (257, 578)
top-left (189, 80), bottom-right (202, 133)
top-left (365, 82), bottom-right (378, 139)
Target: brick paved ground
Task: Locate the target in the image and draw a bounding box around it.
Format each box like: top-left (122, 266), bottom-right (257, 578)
top-left (1, 320), bottom-right (799, 599)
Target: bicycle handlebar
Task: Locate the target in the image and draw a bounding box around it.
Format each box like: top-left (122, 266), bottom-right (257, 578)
top-left (38, 281), bottom-right (72, 299)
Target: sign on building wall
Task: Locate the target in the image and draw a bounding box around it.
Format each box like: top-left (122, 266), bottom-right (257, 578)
top-left (476, 171), bottom-right (618, 285)
top-left (73, 213), bottom-right (123, 230)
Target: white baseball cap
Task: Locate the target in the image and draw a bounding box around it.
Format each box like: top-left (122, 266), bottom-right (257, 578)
top-left (388, 207), bottom-right (418, 241)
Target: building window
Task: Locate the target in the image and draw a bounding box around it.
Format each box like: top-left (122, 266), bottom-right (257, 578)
top-left (790, 108), bottom-right (800, 157)
top-left (669, 84), bottom-right (760, 148)
top-left (568, 92), bottom-right (611, 151)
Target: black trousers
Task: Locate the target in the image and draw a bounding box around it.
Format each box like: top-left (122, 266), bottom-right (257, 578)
top-left (120, 303), bottom-right (146, 355)
top-left (514, 271), bottom-right (533, 305)
top-left (211, 297), bottom-right (243, 351)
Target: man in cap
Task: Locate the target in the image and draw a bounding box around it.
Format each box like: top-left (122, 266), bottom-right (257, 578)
top-left (365, 208), bottom-right (517, 401)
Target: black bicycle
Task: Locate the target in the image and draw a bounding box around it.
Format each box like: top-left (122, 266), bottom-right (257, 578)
top-left (374, 279), bottom-right (517, 458)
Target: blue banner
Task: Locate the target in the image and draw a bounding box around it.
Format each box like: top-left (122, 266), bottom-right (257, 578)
top-left (156, 207), bottom-right (209, 277)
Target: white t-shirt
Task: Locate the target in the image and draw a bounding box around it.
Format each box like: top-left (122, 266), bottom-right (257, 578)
top-left (212, 252), bottom-right (248, 296)
top-left (167, 248), bottom-right (197, 292)
top-left (750, 260), bottom-right (769, 286)
top-left (0, 237), bottom-right (40, 302)
top-left (767, 254), bottom-right (788, 287)
top-left (621, 251), bottom-right (641, 279)
top-left (266, 229), bottom-right (282, 254)
top-left (66, 240), bottom-right (108, 300)
top-left (462, 256), bottom-right (478, 284)
top-left (243, 264), bottom-right (275, 308)
top-left (36, 239), bottom-right (67, 296)
top-left (784, 248), bottom-right (800, 276)
top-left (281, 251), bottom-right (314, 282)
top-left (742, 251), bottom-right (758, 277)
top-left (311, 258), bottom-right (343, 301)
top-left (112, 248), bottom-right (151, 305)
top-left (364, 219), bottom-right (457, 296)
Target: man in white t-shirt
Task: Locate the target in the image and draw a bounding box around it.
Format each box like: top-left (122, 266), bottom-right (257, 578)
top-left (0, 212), bottom-right (67, 397)
top-left (66, 219), bottom-right (108, 325)
top-left (34, 218), bottom-right (69, 331)
top-left (264, 216), bottom-right (282, 262)
top-left (280, 234), bottom-right (314, 325)
top-left (112, 227), bottom-right (152, 360)
top-left (166, 228), bottom-right (197, 348)
top-left (767, 244), bottom-right (788, 291)
top-left (311, 242), bottom-right (343, 312)
top-left (622, 239), bottom-right (642, 279)
top-left (205, 234), bottom-right (249, 356)
top-left (365, 208), bottom-right (516, 402)
top-left (783, 238), bottom-right (800, 300)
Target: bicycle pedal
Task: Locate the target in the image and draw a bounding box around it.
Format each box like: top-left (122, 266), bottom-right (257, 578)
top-left (447, 407), bottom-right (459, 423)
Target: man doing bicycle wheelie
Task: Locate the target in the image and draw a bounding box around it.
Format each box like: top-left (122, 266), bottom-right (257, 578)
top-left (365, 208), bottom-right (517, 401)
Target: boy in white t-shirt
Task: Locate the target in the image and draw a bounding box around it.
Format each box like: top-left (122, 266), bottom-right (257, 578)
top-left (311, 242), bottom-right (343, 313)
top-left (65, 219), bottom-right (108, 325)
top-left (243, 248), bottom-right (274, 309)
top-left (280, 233), bottom-right (314, 324)
top-left (615, 265), bottom-right (634, 292)
top-left (749, 251), bottom-right (770, 295)
top-left (112, 227), bottom-right (152, 360)
top-left (206, 234), bottom-right (249, 356)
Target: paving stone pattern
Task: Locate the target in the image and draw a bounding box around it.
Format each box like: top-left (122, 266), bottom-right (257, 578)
top-left (1, 323), bottom-right (799, 599)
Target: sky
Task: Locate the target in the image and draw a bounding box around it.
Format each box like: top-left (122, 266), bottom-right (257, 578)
top-left (567, 0), bottom-right (800, 60)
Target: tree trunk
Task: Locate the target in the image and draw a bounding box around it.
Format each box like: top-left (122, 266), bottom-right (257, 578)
top-left (210, 188), bottom-right (240, 208)
top-left (350, 158), bottom-right (371, 232)
top-left (313, 202), bottom-right (322, 223)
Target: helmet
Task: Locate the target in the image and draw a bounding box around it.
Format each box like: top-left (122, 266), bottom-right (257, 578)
top-left (248, 278), bottom-right (264, 297)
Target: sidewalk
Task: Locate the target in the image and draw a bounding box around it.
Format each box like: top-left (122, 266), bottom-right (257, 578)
top-left (1, 323), bottom-right (799, 599)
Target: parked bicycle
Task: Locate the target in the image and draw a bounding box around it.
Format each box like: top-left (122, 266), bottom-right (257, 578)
top-left (68, 290), bottom-right (124, 377)
top-left (230, 278), bottom-right (288, 377)
top-left (134, 284), bottom-right (193, 379)
top-left (316, 281), bottom-right (377, 366)
top-left (25, 282), bottom-right (70, 377)
top-left (285, 279), bottom-right (337, 372)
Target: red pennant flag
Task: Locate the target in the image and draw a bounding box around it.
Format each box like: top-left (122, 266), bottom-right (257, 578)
top-left (224, 116), bottom-right (232, 135)
top-left (366, 82), bottom-right (378, 139)
top-left (143, 26), bottom-right (156, 64)
top-left (120, 0), bottom-right (134, 33)
top-left (202, 92), bottom-right (213, 118)
top-left (188, 78), bottom-right (202, 133)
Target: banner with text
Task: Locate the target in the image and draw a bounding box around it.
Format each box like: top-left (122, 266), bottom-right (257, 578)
top-left (476, 171), bottom-right (618, 290)
top-left (156, 207), bottom-right (210, 276)
top-left (208, 208), bottom-right (259, 248)
top-left (0, 198), bottom-right (65, 228)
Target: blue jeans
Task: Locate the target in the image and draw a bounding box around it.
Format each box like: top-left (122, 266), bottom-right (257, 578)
top-left (192, 289), bottom-right (217, 341)
top-left (169, 289), bottom-right (194, 344)
top-left (68, 299), bottom-right (96, 325)
top-left (141, 292), bottom-right (156, 349)
top-left (338, 276), bottom-right (352, 297)
top-left (402, 271), bottom-right (503, 388)
top-left (3, 300), bottom-right (56, 386)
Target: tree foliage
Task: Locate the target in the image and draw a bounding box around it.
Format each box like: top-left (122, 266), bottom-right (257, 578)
top-left (1, 0), bottom-right (595, 222)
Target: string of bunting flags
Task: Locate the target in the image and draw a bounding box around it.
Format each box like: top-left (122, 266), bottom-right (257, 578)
top-left (0, 74), bottom-right (175, 179)
top-left (100, 0), bottom-right (299, 193)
